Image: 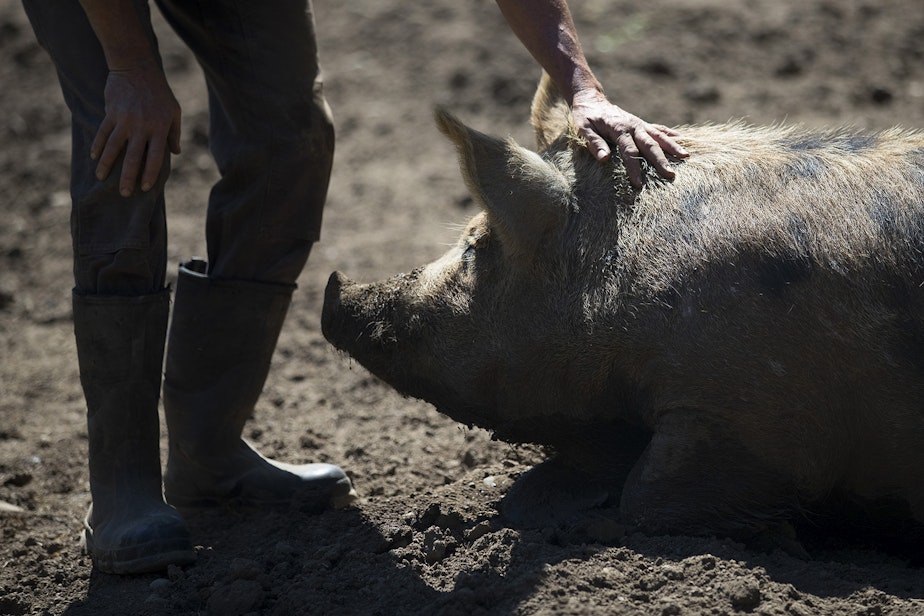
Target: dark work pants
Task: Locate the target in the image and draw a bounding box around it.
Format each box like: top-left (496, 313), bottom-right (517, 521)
top-left (22, 0), bottom-right (334, 295)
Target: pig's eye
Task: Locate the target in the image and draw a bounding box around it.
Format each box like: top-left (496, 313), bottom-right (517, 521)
top-left (461, 229), bottom-right (487, 270)
top-left (461, 243), bottom-right (477, 264)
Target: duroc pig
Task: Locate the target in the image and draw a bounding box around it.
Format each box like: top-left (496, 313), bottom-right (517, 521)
top-left (322, 73), bottom-right (924, 552)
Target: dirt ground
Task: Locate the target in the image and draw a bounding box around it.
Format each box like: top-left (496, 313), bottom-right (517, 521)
top-left (2, 1), bottom-right (924, 614)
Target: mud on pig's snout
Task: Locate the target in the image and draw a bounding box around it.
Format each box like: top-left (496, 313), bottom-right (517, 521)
top-left (321, 270), bottom-right (404, 356)
top-left (321, 270), bottom-right (356, 348)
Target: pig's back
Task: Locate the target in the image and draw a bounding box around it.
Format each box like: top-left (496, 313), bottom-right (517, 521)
top-left (623, 123), bottom-right (924, 297)
top-left (605, 123), bottom-right (924, 505)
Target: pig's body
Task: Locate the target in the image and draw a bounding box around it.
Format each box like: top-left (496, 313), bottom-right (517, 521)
top-left (323, 75), bottom-right (924, 547)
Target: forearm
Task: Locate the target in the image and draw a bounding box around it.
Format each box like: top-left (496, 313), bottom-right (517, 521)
top-left (79, 0), bottom-right (156, 70)
top-left (495, 0), bottom-right (603, 105)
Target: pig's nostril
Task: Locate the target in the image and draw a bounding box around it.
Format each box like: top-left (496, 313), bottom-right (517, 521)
top-left (321, 275), bottom-right (344, 342)
top-left (322, 273), bottom-right (345, 318)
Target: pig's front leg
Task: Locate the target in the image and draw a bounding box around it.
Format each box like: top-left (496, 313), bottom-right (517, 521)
top-left (620, 410), bottom-right (805, 554)
top-left (499, 455), bottom-right (612, 527)
top-left (500, 425), bottom-right (649, 528)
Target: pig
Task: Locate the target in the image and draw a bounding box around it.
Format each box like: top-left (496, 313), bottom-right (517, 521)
top-left (322, 73), bottom-right (924, 551)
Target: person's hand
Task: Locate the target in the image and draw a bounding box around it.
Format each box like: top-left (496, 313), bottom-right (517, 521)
top-left (571, 88), bottom-right (687, 188)
top-left (90, 59), bottom-right (181, 197)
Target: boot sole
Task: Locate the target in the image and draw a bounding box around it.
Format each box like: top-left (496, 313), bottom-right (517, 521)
top-left (82, 528), bottom-right (196, 575)
top-left (166, 476), bottom-right (358, 511)
top-left (330, 485), bottom-right (359, 509)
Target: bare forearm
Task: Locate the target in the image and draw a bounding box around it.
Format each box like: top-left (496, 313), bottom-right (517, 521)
top-left (496, 0), bottom-right (686, 183)
top-left (495, 0), bottom-right (603, 105)
top-left (79, 0), bottom-right (156, 70)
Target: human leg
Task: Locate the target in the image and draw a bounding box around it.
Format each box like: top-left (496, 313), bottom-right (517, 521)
top-left (23, 0), bottom-right (169, 296)
top-left (154, 0), bottom-right (353, 509)
top-left (22, 0), bottom-right (192, 573)
top-left (155, 0), bottom-right (333, 284)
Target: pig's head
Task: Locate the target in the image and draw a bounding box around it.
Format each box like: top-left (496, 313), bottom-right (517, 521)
top-left (322, 74), bottom-right (642, 446)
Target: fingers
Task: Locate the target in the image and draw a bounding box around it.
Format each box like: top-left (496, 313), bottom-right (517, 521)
top-left (571, 90), bottom-right (688, 185)
top-left (89, 115), bottom-right (114, 167)
top-left (633, 129), bottom-right (676, 181)
top-left (593, 123), bottom-right (688, 189)
top-left (615, 132), bottom-right (643, 189)
top-left (140, 137), bottom-right (166, 193)
top-left (93, 128), bottom-right (147, 198)
top-left (89, 67), bottom-right (180, 197)
top-left (649, 125), bottom-right (689, 160)
top-left (93, 123), bottom-right (126, 188)
top-left (584, 132), bottom-right (612, 163)
top-left (90, 124), bottom-right (173, 197)
top-left (651, 124), bottom-right (681, 138)
top-left (595, 128), bottom-right (672, 189)
top-left (120, 137), bottom-right (148, 197)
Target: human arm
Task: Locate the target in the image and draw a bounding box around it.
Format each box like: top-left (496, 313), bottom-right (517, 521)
top-left (495, 0), bottom-right (687, 187)
top-left (80, 0), bottom-right (181, 197)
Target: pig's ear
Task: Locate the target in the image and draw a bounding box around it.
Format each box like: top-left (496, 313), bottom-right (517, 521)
top-left (530, 71), bottom-right (573, 151)
top-left (435, 107), bottom-right (571, 262)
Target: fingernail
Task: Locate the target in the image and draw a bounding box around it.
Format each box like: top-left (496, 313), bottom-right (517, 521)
top-left (141, 182), bottom-right (151, 192)
top-left (120, 187), bottom-right (131, 197)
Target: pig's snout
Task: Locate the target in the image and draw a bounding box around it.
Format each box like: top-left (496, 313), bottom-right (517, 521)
top-left (324, 270), bottom-right (350, 306)
top-left (321, 271), bottom-right (353, 346)
top-left (322, 270), bottom-right (399, 352)
top-left (322, 269), bottom-right (409, 387)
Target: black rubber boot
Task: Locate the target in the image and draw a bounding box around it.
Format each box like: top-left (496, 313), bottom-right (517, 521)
top-left (163, 260), bottom-right (356, 511)
top-left (73, 290), bottom-right (196, 574)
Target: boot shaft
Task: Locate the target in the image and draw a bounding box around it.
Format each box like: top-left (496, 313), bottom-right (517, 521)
top-left (72, 290), bottom-right (171, 508)
top-left (73, 291), bottom-right (170, 408)
top-left (163, 260), bottom-right (295, 451)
